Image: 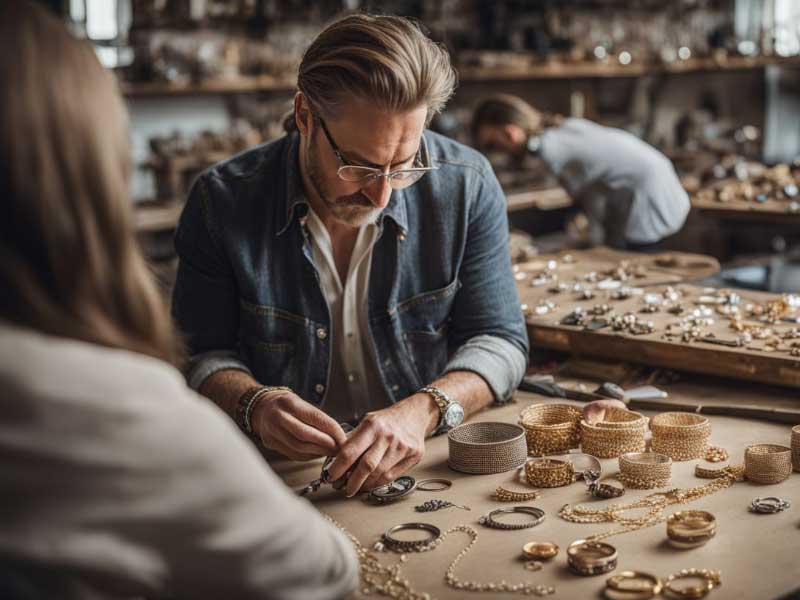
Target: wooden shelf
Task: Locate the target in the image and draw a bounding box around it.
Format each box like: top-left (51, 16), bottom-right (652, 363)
top-left (506, 186), bottom-right (573, 212)
top-left (458, 55), bottom-right (800, 82)
top-left (120, 56), bottom-right (800, 97)
top-left (134, 202), bottom-right (183, 233)
top-left (121, 74), bottom-right (295, 97)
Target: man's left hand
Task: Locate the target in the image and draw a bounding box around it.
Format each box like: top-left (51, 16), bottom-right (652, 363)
top-left (325, 395), bottom-right (433, 497)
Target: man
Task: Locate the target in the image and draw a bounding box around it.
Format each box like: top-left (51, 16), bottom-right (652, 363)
top-left (172, 14), bottom-right (528, 497)
top-left (472, 94), bottom-right (690, 250)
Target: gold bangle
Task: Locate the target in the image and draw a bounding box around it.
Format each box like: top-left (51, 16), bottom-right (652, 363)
top-left (494, 485), bottom-right (541, 502)
top-left (605, 570), bottom-right (662, 600)
top-left (619, 452), bottom-right (672, 489)
top-left (524, 458), bottom-right (575, 488)
top-left (519, 403), bottom-right (582, 456)
top-left (744, 444), bottom-right (792, 484)
top-left (650, 412), bottom-right (710, 461)
top-left (666, 511), bottom-right (716, 548)
top-left (567, 539), bottom-right (618, 576)
top-left (663, 568), bottom-right (721, 599)
top-left (522, 541), bottom-right (559, 560)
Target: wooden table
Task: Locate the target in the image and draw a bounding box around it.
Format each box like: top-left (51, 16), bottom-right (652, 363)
top-left (273, 378), bottom-right (800, 600)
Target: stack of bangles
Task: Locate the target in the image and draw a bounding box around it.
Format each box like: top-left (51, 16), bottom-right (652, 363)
top-left (567, 539), bottom-right (618, 576)
top-left (524, 458), bottom-right (575, 488)
top-left (618, 452), bottom-right (672, 489)
top-left (666, 511), bottom-right (716, 549)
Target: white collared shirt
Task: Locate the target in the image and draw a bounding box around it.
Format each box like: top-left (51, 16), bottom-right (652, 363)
top-left (304, 207), bottom-right (389, 423)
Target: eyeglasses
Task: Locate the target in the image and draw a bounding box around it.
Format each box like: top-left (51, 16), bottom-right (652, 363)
top-left (317, 117), bottom-right (437, 190)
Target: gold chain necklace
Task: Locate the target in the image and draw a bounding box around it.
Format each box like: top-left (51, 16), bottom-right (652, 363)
top-left (559, 465), bottom-right (744, 541)
top-left (324, 515), bottom-right (556, 598)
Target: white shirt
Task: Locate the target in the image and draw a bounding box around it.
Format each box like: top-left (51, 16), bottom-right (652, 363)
top-left (304, 207), bottom-right (390, 423)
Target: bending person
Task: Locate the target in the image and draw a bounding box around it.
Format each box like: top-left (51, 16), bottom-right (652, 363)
top-left (472, 93), bottom-right (690, 250)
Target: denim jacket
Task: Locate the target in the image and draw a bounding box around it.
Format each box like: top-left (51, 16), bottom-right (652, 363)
top-left (172, 131), bottom-right (528, 408)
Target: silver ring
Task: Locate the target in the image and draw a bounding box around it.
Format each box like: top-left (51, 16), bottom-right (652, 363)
top-left (750, 496), bottom-right (791, 514)
top-left (416, 477), bottom-right (453, 492)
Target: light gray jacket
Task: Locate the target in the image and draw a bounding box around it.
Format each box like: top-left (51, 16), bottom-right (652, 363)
top-left (0, 322), bottom-right (358, 600)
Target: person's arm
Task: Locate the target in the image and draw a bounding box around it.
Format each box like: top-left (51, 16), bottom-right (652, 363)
top-left (328, 157), bottom-right (528, 493)
top-left (173, 177), bottom-right (346, 460)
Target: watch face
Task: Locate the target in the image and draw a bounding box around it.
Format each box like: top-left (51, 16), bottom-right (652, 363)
top-left (444, 403), bottom-right (465, 428)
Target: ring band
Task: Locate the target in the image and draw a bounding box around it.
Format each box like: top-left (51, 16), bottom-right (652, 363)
top-left (416, 478), bottom-right (453, 492)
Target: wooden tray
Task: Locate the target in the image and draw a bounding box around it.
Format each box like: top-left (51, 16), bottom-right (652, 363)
top-left (522, 281), bottom-right (800, 389)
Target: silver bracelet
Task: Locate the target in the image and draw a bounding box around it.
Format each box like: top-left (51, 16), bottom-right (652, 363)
top-left (478, 506), bottom-right (546, 530)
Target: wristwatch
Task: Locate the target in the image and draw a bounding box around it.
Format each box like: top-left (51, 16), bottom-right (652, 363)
top-left (419, 386), bottom-right (464, 435)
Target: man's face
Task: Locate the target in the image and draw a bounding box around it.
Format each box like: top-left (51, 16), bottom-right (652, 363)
top-left (303, 97), bottom-right (428, 228)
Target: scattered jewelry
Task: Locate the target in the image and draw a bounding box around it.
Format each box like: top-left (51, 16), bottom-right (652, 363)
top-left (750, 496), bottom-right (791, 514)
top-left (524, 560), bottom-right (544, 572)
top-left (522, 541), bottom-right (559, 560)
top-left (705, 446), bottom-right (729, 463)
top-left (494, 485), bottom-right (541, 502)
top-left (415, 499), bottom-right (470, 512)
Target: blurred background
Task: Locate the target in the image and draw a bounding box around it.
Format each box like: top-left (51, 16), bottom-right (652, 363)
top-left (41, 0), bottom-right (800, 293)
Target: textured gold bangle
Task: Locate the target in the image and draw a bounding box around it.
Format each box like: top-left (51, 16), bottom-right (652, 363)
top-left (650, 412), bottom-right (710, 461)
top-left (744, 444), bottom-right (792, 484)
top-left (519, 403), bottom-right (582, 456)
top-left (524, 458), bottom-right (575, 488)
top-left (792, 425), bottom-right (800, 472)
top-left (619, 452), bottom-right (672, 489)
top-left (580, 409), bottom-right (648, 459)
top-left (666, 511), bottom-right (716, 548)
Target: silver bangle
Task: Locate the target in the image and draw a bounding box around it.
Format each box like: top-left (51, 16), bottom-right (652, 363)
top-left (381, 522), bottom-right (441, 551)
top-left (750, 496), bottom-right (791, 514)
top-left (479, 506), bottom-right (546, 530)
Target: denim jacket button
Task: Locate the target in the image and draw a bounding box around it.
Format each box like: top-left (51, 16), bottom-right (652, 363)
top-left (314, 383), bottom-right (325, 395)
top-left (316, 327), bottom-right (328, 340)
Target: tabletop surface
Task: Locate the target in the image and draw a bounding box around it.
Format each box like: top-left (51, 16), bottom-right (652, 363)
top-left (273, 377), bottom-right (800, 600)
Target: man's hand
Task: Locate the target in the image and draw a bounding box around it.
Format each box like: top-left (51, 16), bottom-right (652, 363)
top-left (326, 394), bottom-right (434, 497)
top-left (252, 389), bottom-right (348, 461)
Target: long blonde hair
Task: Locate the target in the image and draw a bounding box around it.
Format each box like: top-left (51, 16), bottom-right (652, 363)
top-left (0, 1), bottom-right (182, 366)
top-left (289, 13), bottom-right (456, 129)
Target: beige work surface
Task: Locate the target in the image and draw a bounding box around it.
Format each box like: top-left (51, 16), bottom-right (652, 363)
top-left (273, 382), bottom-right (800, 600)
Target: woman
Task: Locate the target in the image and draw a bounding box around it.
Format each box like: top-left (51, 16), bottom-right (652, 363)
top-left (0, 3), bottom-right (357, 599)
top-left (472, 94), bottom-right (690, 251)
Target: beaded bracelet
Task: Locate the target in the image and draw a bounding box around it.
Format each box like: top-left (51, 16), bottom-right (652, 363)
top-left (236, 385), bottom-right (291, 433)
top-left (524, 458), bottom-right (575, 488)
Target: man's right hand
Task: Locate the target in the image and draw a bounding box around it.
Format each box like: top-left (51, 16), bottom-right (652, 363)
top-left (252, 389), bottom-right (348, 461)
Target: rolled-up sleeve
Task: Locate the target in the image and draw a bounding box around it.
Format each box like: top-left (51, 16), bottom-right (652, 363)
top-left (443, 334), bottom-right (527, 403)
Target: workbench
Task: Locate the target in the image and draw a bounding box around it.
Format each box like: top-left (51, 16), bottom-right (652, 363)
top-left (273, 378), bottom-right (800, 600)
